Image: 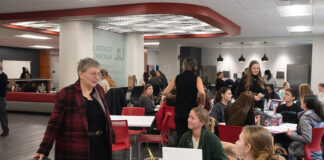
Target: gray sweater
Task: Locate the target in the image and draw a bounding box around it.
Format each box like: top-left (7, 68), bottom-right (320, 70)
top-left (288, 109), bottom-right (324, 159)
top-left (210, 102), bottom-right (228, 123)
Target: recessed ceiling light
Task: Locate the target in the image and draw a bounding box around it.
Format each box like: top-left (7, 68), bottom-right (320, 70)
top-left (278, 5), bottom-right (312, 17)
top-left (30, 45), bottom-right (54, 49)
top-left (287, 26), bottom-right (312, 32)
top-left (15, 34), bottom-right (51, 40)
top-left (144, 42), bottom-right (160, 46)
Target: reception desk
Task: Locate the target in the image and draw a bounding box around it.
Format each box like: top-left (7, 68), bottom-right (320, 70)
top-left (6, 92), bottom-right (56, 113)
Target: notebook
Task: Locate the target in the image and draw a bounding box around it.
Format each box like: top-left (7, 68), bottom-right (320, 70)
top-left (162, 147), bottom-right (202, 160)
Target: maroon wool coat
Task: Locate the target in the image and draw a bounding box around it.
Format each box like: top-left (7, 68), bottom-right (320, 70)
top-left (37, 80), bottom-right (113, 160)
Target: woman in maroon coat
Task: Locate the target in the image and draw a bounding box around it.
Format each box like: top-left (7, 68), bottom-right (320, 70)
top-left (33, 58), bottom-right (113, 160)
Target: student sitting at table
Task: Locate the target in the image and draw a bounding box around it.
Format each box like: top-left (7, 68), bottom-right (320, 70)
top-left (265, 84), bottom-right (280, 101)
top-left (178, 107), bottom-right (226, 160)
top-left (138, 84), bottom-right (155, 115)
top-left (287, 94), bottom-right (324, 159)
top-left (276, 88), bottom-right (302, 124)
top-left (225, 91), bottom-right (255, 126)
top-left (235, 125), bottom-right (285, 160)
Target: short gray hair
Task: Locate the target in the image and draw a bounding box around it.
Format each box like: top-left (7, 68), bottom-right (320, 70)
top-left (77, 57), bottom-right (101, 72)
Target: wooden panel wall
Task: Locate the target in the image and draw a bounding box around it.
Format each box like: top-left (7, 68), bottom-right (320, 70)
top-left (39, 50), bottom-right (50, 78)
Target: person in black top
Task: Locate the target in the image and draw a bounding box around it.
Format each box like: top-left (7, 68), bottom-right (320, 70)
top-left (156, 70), bottom-right (168, 87)
top-left (235, 60), bottom-right (266, 111)
top-left (225, 91), bottom-right (255, 126)
top-left (20, 67), bottom-right (32, 79)
top-left (276, 88), bottom-right (302, 123)
top-left (163, 57), bottom-right (205, 144)
top-left (0, 63), bottom-right (9, 137)
top-left (265, 84), bottom-right (280, 101)
top-left (84, 89), bottom-right (109, 160)
top-left (147, 70), bottom-right (165, 90)
top-left (215, 72), bottom-right (226, 90)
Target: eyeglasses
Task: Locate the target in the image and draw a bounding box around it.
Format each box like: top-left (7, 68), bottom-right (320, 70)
top-left (88, 72), bottom-right (102, 78)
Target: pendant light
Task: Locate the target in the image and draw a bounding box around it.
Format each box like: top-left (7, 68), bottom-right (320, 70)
top-left (217, 42), bottom-right (223, 62)
top-left (239, 42), bottom-right (245, 63)
top-left (262, 41), bottom-right (269, 62)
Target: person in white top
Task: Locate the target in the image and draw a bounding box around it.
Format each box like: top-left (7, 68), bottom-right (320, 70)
top-left (100, 69), bottom-right (117, 93)
top-left (264, 70), bottom-right (276, 89)
top-left (318, 83), bottom-right (324, 104)
top-left (279, 82), bottom-right (290, 100)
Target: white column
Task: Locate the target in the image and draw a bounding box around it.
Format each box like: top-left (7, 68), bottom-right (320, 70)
top-left (311, 36), bottom-right (324, 94)
top-left (125, 33), bottom-right (144, 85)
top-left (59, 21), bottom-right (93, 89)
top-left (158, 39), bottom-right (180, 82)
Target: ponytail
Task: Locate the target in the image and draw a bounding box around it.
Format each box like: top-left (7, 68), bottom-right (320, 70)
top-left (206, 117), bottom-right (216, 132)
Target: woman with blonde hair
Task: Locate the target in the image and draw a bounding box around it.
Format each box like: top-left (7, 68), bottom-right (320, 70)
top-left (100, 69), bottom-right (117, 93)
top-left (178, 107), bottom-right (226, 160)
top-left (235, 125), bottom-right (285, 160)
top-left (299, 83), bottom-right (313, 102)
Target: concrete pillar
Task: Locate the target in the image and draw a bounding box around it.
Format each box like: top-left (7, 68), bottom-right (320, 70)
top-left (59, 21), bottom-right (93, 89)
top-left (125, 33), bottom-right (144, 85)
top-left (311, 36), bottom-right (324, 94)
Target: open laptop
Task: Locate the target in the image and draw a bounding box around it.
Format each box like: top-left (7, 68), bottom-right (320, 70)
top-left (267, 99), bottom-right (282, 112)
top-left (162, 147), bottom-right (202, 160)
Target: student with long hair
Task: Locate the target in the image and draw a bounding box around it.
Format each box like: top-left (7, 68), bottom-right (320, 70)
top-left (163, 57), bottom-right (205, 143)
top-left (210, 87), bottom-right (232, 123)
top-left (100, 69), bottom-right (117, 93)
top-left (225, 91), bottom-right (255, 126)
top-left (178, 107), bottom-right (226, 160)
top-left (235, 60), bottom-right (266, 111)
top-left (298, 83), bottom-right (313, 103)
top-left (287, 94), bottom-right (324, 159)
top-left (265, 84), bottom-right (280, 101)
top-left (139, 84), bottom-right (155, 115)
top-left (156, 70), bottom-right (168, 87)
top-left (235, 125), bottom-right (285, 160)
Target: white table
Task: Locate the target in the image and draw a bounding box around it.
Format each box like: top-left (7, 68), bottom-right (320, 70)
top-left (218, 122), bottom-right (297, 134)
top-left (264, 123), bottom-right (297, 134)
top-left (110, 115), bottom-right (155, 127)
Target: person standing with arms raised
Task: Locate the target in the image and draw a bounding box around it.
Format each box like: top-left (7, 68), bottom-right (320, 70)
top-left (163, 57), bottom-right (205, 144)
top-left (0, 62), bottom-right (9, 137)
top-left (235, 60), bottom-right (266, 111)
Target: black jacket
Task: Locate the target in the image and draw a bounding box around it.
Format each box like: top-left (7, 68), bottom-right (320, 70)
top-left (0, 72), bottom-right (8, 97)
top-left (105, 88), bottom-right (127, 115)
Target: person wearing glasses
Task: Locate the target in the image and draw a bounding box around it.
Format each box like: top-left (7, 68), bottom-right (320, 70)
top-left (32, 58), bottom-right (113, 160)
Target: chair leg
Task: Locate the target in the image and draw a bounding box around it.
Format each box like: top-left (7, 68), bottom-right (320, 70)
top-left (129, 146), bottom-right (132, 160)
top-left (138, 142), bottom-right (142, 160)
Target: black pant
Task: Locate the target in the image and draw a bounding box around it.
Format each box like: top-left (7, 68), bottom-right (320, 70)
top-left (174, 114), bottom-right (189, 145)
top-left (0, 97), bottom-right (9, 133)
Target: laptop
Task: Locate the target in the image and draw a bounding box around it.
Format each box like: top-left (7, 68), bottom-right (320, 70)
top-left (162, 147), bottom-right (202, 160)
top-left (267, 99), bottom-right (282, 112)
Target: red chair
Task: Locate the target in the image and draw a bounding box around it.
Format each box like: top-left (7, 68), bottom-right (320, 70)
top-left (137, 112), bottom-right (172, 160)
top-left (122, 107), bottom-right (146, 136)
top-left (300, 127), bottom-right (324, 160)
top-left (112, 120), bottom-right (132, 160)
top-left (218, 124), bottom-right (243, 143)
